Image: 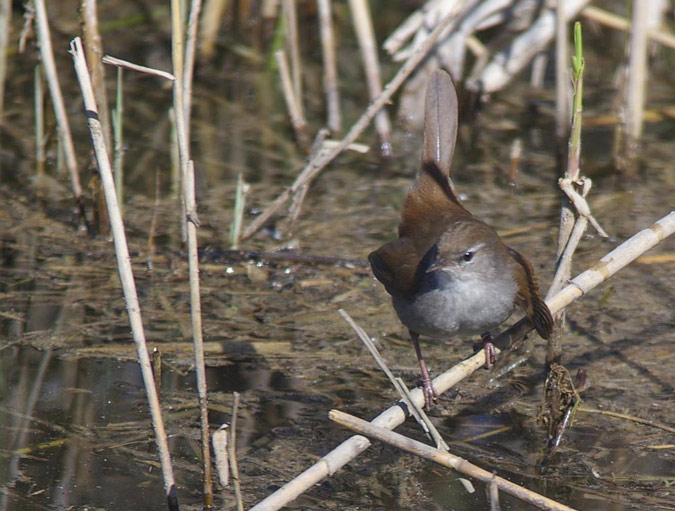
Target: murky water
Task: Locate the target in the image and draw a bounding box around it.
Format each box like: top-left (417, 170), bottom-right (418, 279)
top-left (1, 2), bottom-right (675, 510)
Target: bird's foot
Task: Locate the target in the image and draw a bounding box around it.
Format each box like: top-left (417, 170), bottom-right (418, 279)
top-left (480, 332), bottom-right (497, 369)
top-left (420, 376), bottom-right (438, 410)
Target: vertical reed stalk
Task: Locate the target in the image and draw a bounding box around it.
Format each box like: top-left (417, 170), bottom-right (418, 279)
top-left (183, 0), bottom-right (203, 141)
top-left (348, 0), bottom-right (392, 156)
top-left (547, 23), bottom-right (585, 368)
top-left (70, 37), bottom-right (179, 511)
top-left (281, 0), bottom-right (304, 119)
top-left (199, 0), bottom-right (230, 60)
top-left (275, 49), bottom-right (307, 142)
top-left (34, 0), bottom-right (86, 221)
top-left (169, 1), bottom-right (213, 506)
top-left (0, 0), bottom-right (11, 128)
top-left (81, 0), bottom-right (111, 148)
top-left (317, 0), bottom-right (341, 134)
top-left (35, 64), bottom-right (45, 177)
top-left (228, 392), bottom-right (244, 511)
top-left (112, 67), bottom-right (124, 210)
top-left (229, 173), bottom-right (249, 249)
top-left (625, 0), bottom-right (649, 162)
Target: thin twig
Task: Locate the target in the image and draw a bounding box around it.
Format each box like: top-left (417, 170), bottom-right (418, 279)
top-left (102, 55), bottom-right (176, 81)
top-left (348, 0), bottom-right (392, 156)
top-left (169, 1), bottom-right (212, 505)
top-left (228, 392), bottom-right (244, 511)
top-left (242, 3), bottom-right (465, 240)
top-left (317, 0), bottom-right (341, 134)
top-left (69, 37), bottom-right (179, 511)
top-left (329, 409), bottom-right (577, 511)
top-left (338, 309), bottom-right (448, 451)
top-left (249, 210), bottom-right (675, 511)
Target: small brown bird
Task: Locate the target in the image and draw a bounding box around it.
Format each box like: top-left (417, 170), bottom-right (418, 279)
top-left (368, 70), bottom-right (553, 407)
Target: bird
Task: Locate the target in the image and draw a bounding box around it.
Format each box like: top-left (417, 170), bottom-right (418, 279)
top-left (368, 69), bottom-right (553, 408)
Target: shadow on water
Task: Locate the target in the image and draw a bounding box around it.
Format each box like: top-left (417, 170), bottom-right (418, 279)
top-left (1, 2), bottom-right (675, 511)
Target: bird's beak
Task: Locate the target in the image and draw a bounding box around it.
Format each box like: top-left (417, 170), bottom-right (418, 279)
top-left (425, 259), bottom-right (445, 273)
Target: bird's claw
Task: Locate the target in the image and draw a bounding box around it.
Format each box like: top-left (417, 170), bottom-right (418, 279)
top-left (421, 377), bottom-right (438, 410)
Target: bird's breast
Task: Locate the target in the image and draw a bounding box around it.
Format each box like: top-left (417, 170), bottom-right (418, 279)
top-left (391, 269), bottom-right (518, 339)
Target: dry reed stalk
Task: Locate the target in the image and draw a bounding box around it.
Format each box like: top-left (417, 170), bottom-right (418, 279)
top-left (34, 0), bottom-right (85, 218)
top-left (329, 410), bottom-right (577, 511)
top-left (248, 209), bottom-right (675, 511)
top-left (281, 0), bottom-right (303, 120)
top-left (183, 0), bottom-right (203, 141)
top-left (112, 67), bottom-right (124, 208)
top-left (69, 37), bottom-right (179, 511)
top-left (199, 0), bottom-right (230, 60)
top-left (81, 0), bottom-right (111, 148)
top-left (242, 4), bottom-right (465, 240)
top-left (102, 55), bottom-right (176, 81)
top-left (348, 0), bottom-right (392, 156)
top-left (146, 168), bottom-right (161, 269)
top-left (34, 64), bottom-right (45, 177)
top-left (169, 1), bottom-right (212, 505)
top-left (0, 0), bottom-right (11, 125)
top-left (212, 425), bottom-right (230, 486)
top-left (228, 392), bottom-right (244, 511)
top-left (229, 173), bottom-right (249, 249)
top-left (317, 0), bottom-right (341, 134)
top-left (581, 5), bottom-right (675, 50)
top-left (340, 309), bottom-right (449, 451)
top-left (275, 49), bottom-right (307, 142)
top-left (625, 0), bottom-right (649, 161)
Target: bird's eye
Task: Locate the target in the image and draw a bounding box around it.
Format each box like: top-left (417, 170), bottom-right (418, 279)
top-left (462, 251), bottom-right (474, 262)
